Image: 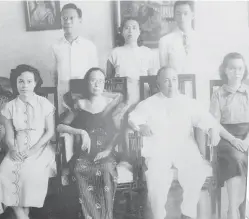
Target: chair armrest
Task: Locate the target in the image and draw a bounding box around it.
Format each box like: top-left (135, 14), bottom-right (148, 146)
top-left (128, 131), bottom-right (144, 183)
top-left (55, 136), bottom-right (67, 179)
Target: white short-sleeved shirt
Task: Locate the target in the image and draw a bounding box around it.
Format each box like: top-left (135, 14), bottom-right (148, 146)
top-left (52, 36), bottom-right (98, 113)
top-left (108, 46), bottom-right (156, 80)
top-left (52, 36), bottom-right (98, 82)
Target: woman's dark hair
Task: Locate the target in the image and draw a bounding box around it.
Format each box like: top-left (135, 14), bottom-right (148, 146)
top-left (10, 64), bottom-right (43, 97)
top-left (61, 3), bottom-right (82, 18)
top-left (82, 67), bottom-right (106, 99)
top-left (219, 52), bottom-right (248, 83)
top-left (115, 16), bottom-right (143, 47)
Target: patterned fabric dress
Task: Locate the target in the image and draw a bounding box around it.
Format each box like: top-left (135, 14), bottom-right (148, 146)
top-left (69, 109), bottom-right (118, 219)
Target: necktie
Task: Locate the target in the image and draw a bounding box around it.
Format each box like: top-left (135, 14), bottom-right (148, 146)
top-left (182, 33), bottom-right (190, 55)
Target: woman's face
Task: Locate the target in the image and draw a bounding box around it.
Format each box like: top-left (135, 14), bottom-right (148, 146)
top-left (88, 70), bottom-right (105, 96)
top-left (17, 71), bottom-right (36, 96)
top-left (225, 58), bottom-right (245, 83)
top-left (122, 19), bottom-right (140, 44)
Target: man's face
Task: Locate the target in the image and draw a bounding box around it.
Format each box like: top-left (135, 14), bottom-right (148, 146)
top-left (157, 68), bottom-right (178, 98)
top-left (174, 4), bottom-right (194, 31)
top-left (61, 8), bottom-right (81, 35)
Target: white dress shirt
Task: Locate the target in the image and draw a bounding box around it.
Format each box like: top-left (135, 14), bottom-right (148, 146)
top-left (159, 27), bottom-right (210, 107)
top-left (52, 36), bottom-right (98, 113)
top-left (128, 92), bottom-right (219, 160)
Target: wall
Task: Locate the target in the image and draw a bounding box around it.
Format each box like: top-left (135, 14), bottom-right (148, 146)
top-left (0, 1), bottom-right (114, 86)
top-left (1, 1), bottom-right (249, 89)
top-left (195, 0), bottom-right (249, 77)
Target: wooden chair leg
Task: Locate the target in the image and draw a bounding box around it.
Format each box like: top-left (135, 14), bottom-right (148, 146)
top-left (217, 187), bottom-right (222, 219)
top-left (210, 188), bottom-right (216, 216)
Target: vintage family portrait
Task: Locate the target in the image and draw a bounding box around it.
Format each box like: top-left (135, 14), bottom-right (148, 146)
top-left (1, 1), bottom-right (249, 219)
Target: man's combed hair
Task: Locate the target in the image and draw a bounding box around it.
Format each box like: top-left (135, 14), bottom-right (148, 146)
top-left (61, 3), bottom-right (82, 18)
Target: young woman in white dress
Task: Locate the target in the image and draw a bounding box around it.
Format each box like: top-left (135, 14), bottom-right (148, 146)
top-left (0, 65), bottom-right (55, 219)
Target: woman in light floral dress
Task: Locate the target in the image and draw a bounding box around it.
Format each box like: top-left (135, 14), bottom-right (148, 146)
top-left (0, 65), bottom-right (55, 219)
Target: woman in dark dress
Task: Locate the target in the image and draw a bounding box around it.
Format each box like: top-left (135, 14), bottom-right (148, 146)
top-left (57, 67), bottom-right (122, 219)
top-left (210, 53), bottom-right (249, 219)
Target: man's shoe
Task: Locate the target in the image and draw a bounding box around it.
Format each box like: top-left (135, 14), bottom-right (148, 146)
top-left (181, 214), bottom-right (193, 219)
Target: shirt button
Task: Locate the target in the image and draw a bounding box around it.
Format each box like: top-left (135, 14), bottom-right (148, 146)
top-left (24, 120), bottom-right (28, 123)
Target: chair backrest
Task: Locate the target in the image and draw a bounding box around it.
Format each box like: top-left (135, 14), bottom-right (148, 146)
top-left (128, 132), bottom-right (144, 185)
top-left (140, 74), bottom-right (196, 100)
top-left (105, 77), bottom-right (128, 101)
top-left (37, 87), bottom-right (59, 144)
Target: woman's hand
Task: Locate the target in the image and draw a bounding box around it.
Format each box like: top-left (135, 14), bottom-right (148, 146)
top-left (80, 130), bottom-right (91, 153)
top-left (94, 148), bottom-right (111, 162)
top-left (9, 150), bottom-right (25, 162)
top-left (242, 140), bottom-right (249, 151)
top-left (230, 138), bottom-right (246, 152)
top-left (139, 124), bottom-right (153, 136)
top-left (19, 147), bottom-right (38, 159)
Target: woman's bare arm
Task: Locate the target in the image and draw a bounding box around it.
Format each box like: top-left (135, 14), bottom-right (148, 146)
top-left (3, 117), bottom-right (15, 150)
top-left (57, 110), bottom-right (84, 135)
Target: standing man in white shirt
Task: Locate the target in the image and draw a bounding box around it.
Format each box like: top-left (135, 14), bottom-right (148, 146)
top-left (159, 1), bottom-right (209, 105)
top-left (52, 3), bottom-right (98, 114)
top-left (128, 67), bottom-right (221, 219)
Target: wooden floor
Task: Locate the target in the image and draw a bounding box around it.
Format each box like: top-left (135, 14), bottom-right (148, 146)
top-left (0, 182), bottom-right (184, 219)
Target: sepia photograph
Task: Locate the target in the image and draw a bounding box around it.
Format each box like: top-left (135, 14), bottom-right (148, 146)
top-left (1, 1), bottom-right (249, 219)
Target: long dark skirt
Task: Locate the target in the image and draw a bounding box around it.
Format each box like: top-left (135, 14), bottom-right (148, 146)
top-left (74, 155), bottom-right (118, 219)
top-left (217, 123), bottom-right (249, 186)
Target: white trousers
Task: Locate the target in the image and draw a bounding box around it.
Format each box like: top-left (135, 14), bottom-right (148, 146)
top-left (145, 155), bottom-right (209, 219)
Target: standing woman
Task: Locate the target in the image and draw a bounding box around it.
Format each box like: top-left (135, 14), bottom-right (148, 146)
top-left (107, 17), bottom-right (156, 109)
top-left (210, 52), bottom-right (249, 219)
top-left (0, 65), bottom-right (55, 219)
top-left (106, 17), bottom-right (156, 150)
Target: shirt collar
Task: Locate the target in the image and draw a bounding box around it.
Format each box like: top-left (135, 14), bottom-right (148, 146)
top-left (17, 94), bottom-right (38, 108)
top-left (222, 83), bottom-right (248, 94)
top-left (157, 91), bottom-right (181, 99)
top-left (61, 35), bottom-right (82, 45)
top-left (175, 26), bottom-right (195, 38)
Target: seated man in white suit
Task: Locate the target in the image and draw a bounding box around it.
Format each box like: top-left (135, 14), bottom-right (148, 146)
top-left (128, 67), bottom-right (221, 219)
